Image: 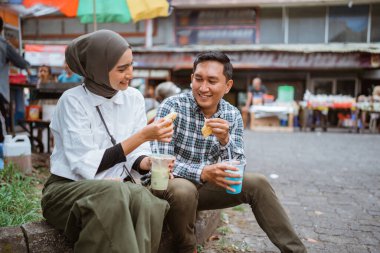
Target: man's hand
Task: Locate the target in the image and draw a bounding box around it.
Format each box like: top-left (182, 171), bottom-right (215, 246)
top-left (205, 118), bottom-right (230, 146)
top-left (200, 163), bottom-right (241, 193)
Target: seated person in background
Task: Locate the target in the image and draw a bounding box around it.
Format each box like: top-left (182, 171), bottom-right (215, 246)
top-left (57, 62), bottom-right (83, 83)
top-left (35, 65), bottom-right (58, 105)
top-left (33, 66), bottom-right (57, 150)
top-left (147, 81), bottom-right (181, 124)
top-left (242, 77), bottom-right (267, 128)
top-left (37, 65), bottom-right (55, 87)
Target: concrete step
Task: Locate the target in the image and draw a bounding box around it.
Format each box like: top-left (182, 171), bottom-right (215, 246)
top-left (0, 210), bottom-right (220, 253)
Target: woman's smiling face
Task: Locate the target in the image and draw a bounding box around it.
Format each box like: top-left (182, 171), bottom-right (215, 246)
top-left (108, 48), bottom-right (134, 91)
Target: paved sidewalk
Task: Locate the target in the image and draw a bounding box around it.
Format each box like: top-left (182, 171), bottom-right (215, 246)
top-left (203, 131), bottom-right (380, 253)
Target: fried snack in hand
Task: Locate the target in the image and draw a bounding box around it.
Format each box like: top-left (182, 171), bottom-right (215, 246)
top-left (201, 124), bottom-right (212, 138)
top-left (164, 112), bottom-right (177, 122)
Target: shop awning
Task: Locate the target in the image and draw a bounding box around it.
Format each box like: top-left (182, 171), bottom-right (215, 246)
top-left (133, 50), bottom-right (380, 70)
top-left (133, 43), bottom-right (380, 54)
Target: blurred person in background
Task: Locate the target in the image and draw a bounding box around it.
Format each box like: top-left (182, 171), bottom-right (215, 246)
top-left (57, 61), bottom-right (83, 83)
top-left (155, 81), bottom-right (181, 103)
top-left (241, 77), bottom-right (267, 128)
top-left (33, 65), bottom-right (57, 150)
top-left (144, 84), bottom-right (159, 112)
top-left (147, 81), bottom-right (181, 124)
top-left (37, 65), bottom-right (55, 87)
top-left (0, 16), bottom-right (30, 142)
top-left (370, 85), bottom-right (380, 132)
top-left (373, 85), bottom-right (380, 102)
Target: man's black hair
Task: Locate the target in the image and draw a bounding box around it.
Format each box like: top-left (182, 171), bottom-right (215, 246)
top-left (193, 51), bottom-right (233, 81)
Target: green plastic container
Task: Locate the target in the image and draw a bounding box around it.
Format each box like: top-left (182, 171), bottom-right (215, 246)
top-left (277, 85), bottom-right (295, 102)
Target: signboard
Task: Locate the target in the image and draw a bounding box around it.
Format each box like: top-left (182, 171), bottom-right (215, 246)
top-left (24, 44), bottom-right (66, 67)
top-left (175, 9), bottom-right (257, 45)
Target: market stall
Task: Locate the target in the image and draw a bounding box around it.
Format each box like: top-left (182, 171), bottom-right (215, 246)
top-left (249, 103), bottom-right (297, 132)
top-left (298, 91), bottom-right (380, 133)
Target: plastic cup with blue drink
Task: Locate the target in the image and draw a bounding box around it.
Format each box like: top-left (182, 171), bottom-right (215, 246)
top-left (224, 159), bottom-right (245, 194)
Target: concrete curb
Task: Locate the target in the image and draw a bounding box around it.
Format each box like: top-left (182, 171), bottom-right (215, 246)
top-left (0, 210), bottom-right (220, 252)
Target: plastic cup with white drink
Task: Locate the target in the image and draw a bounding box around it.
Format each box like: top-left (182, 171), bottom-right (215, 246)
top-left (223, 159), bottom-right (245, 194)
top-left (150, 154), bottom-right (175, 191)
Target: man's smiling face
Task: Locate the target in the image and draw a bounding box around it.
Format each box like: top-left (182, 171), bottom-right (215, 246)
top-left (191, 60), bottom-right (232, 117)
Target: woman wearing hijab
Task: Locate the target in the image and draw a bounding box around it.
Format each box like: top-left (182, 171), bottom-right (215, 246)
top-left (41, 30), bottom-right (172, 253)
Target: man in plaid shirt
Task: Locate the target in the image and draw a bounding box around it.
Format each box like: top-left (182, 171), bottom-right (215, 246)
top-left (153, 52), bottom-right (306, 253)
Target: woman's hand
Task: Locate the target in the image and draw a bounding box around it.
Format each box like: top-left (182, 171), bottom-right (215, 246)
top-left (141, 118), bottom-right (174, 142)
top-left (141, 156), bottom-right (175, 179)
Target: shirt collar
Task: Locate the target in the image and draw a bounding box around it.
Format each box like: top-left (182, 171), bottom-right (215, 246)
top-left (86, 88), bottom-right (124, 106)
top-left (188, 92), bottom-right (224, 119)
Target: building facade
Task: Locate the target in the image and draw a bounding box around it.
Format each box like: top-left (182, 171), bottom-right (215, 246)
top-left (4, 0), bottom-right (380, 106)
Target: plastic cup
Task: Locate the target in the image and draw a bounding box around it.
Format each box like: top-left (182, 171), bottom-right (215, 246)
top-left (150, 154), bottom-right (175, 190)
top-left (224, 160), bottom-right (245, 194)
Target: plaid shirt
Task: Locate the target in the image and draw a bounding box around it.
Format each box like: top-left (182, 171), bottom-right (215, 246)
top-left (152, 92), bottom-right (245, 184)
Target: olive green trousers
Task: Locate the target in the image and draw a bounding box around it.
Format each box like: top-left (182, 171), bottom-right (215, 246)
top-left (41, 175), bottom-right (169, 253)
top-left (153, 172), bottom-right (307, 253)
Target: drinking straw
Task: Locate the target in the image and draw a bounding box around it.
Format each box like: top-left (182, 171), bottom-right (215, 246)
top-left (155, 140), bottom-right (161, 155)
top-left (227, 146), bottom-right (232, 163)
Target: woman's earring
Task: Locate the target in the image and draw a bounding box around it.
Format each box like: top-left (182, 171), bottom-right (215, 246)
top-left (190, 83), bottom-right (193, 88)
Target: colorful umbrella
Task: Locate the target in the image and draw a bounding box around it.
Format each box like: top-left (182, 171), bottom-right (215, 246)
top-left (126, 0), bottom-right (169, 23)
top-left (22, 0), bottom-right (169, 24)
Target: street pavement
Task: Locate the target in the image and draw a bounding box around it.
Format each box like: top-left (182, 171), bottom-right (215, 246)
top-left (203, 130), bottom-right (380, 253)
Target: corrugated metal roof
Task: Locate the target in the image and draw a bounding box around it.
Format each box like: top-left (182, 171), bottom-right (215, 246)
top-left (132, 43), bottom-right (380, 54)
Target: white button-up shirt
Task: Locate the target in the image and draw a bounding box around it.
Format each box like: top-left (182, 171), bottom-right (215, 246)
top-left (50, 85), bottom-right (151, 181)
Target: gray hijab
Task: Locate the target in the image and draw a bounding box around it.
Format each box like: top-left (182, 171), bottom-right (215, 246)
top-left (65, 30), bottom-right (130, 98)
